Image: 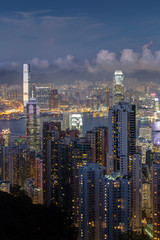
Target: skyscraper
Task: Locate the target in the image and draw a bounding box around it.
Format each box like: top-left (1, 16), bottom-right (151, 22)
top-left (113, 70), bottom-right (124, 105)
top-left (107, 102), bottom-right (136, 175)
top-left (86, 127), bottom-right (108, 167)
top-left (23, 64), bottom-right (31, 107)
top-left (26, 98), bottom-right (40, 152)
top-left (78, 162), bottom-right (105, 240)
top-left (49, 89), bottom-right (58, 110)
top-left (42, 122), bottom-right (61, 205)
top-left (35, 86), bottom-right (50, 111)
top-left (152, 157), bottom-right (160, 239)
top-left (131, 153), bottom-right (142, 233)
top-left (1, 129), bottom-right (10, 147)
top-left (103, 173), bottom-right (131, 240)
top-left (68, 137), bottom-right (92, 225)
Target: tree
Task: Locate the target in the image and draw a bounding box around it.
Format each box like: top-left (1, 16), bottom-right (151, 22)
top-left (0, 190), bottom-right (77, 240)
top-left (119, 230), bottom-right (150, 240)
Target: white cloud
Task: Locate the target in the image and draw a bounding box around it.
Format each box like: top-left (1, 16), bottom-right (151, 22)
top-left (31, 57), bottom-right (50, 69)
top-left (54, 55), bottom-right (78, 69)
top-left (96, 49), bottom-right (117, 65)
top-left (87, 42), bottom-right (160, 73)
top-left (120, 49), bottom-right (138, 64)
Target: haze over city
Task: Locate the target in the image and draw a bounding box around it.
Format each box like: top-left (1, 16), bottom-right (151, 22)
top-left (0, 0), bottom-right (160, 84)
top-left (0, 1), bottom-right (160, 240)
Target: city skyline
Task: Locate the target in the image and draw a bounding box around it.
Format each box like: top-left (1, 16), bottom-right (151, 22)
top-left (0, 1), bottom-right (160, 239)
top-left (1, 1), bottom-right (160, 84)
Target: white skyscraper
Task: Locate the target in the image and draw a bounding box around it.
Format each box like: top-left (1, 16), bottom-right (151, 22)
top-left (113, 70), bottom-right (124, 105)
top-left (23, 64), bottom-right (31, 107)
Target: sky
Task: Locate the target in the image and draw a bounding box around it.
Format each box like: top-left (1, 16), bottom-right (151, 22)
top-left (1, 0), bottom-right (160, 85)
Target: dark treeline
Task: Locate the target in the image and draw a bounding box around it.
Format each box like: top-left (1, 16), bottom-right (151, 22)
top-left (0, 190), bottom-right (77, 240)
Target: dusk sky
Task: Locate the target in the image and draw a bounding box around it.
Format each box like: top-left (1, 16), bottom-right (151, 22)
top-left (1, 0), bottom-right (160, 84)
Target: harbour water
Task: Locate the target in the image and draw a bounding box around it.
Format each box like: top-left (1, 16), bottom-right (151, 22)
top-left (0, 117), bottom-right (160, 144)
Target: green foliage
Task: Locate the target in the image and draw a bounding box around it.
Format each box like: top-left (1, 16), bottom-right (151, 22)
top-left (119, 230), bottom-right (150, 240)
top-left (0, 191), bottom-right (77, 240)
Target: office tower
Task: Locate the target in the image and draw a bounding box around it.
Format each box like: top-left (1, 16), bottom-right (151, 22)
top-left (69, 138), bottom-right (92, 226)
top-left (86, 127), bottom-right (108, 167)
top-left (103, 173), bottom-right (131, 240)
top-left (154, 98), bottom-right (159, 111)
top-left (35, 86), bottom-right (50, 111)
top-left (7, 85), bottom-right (23, 102)
top-left (0, 146), bottom-right (5, 180)
top-left (152, 158), bottom-right (160, 239)
top-left (131, 153), bottom-right (142, 233)
top-left (49, 89), bottom-right (58, 110)
top-left (35, 156), bottom-right (43, 189)
top-left (107, 102), bottom-right (136, 175)
top-left (113, 70), bottom-right (124, 105)
top-left (24, 178), bottom-right (43, 204)
top-left (139, 126), bottom-right (152, 141)
top-left (105, 89), bottom-right (110, 107)
top-left (42, 122), bottom-right (61, 205)
top-left (136, 137), bottom-right (153, 164)
top-left (62, 112), bottom-right (70, 131)
top-left (69, 114), bottom-right (83, 131)
top-left (142, 181), bottom-right (151, 215)
top-left (7, 145), bottom-right (34, 187)
top-left (78, 162), bottom-right (105, 240)
top-left (51, 138), bottom-right (69, 209)
top-left (1, 129), bottom-right (10, 147)
top-left (23, 64), bottom-right (31, 107)
top-left (26, 98), bottom-right (41, 152)
top-left (146, 150), bottom-right (155, 171)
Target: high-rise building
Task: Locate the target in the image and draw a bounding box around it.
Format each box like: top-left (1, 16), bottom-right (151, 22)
top-left (49, 89), bottom-right (58, 110)
top-left (7, 145), bottom-right (34, 187)
top-left (142, 181), bottom-right (151, 215)
top-left (42, 122), bottom-right (61, 205)
top-left (86, 127), bottom-right (108, 167)
top-left (154, 98), bottom-right (159, 111)
top-left (0, 129), bottom-right (10, 147)
top-left (24, 178), bottom-right (43, 204)
top-left (0, 146), bottom-right (5, 180)
top-left (105, 89), bottom-right (110, 107)
top-left (35, 156), bottom-right (43, 189)
top-left (78, 162), bottom-right (105, 240)
top-left (35, 86), bottom-right (50, 111)
top-left (68, 137), bottom-right (92, 226)
top-left (26, 98), bottom-right (41, 152)
top-left (107, 102), bottom-right (136, 175)
top-left (152, 157), bottom-right (160, 239)
top-left (103, 173), bottom-right (131, 240)
top-left (23, 64), bottom-right (31, 107)
top-left (139, 126), bottom-right (152, 141)
top-left (113, 70), bottom-right (124, 105)
top-left (131, 153), bottom-right (142, 233)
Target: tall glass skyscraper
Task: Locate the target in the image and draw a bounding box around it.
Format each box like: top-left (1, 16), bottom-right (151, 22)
top-left (26, 98), bottom-right (40, 152)
top-left (113, 70), bottom-right (124, 105)
top-left (23, 64), bottom-right (31, 107)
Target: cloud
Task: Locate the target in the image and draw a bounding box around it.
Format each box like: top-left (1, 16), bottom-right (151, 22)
top-left (1, 42), bottom-right (160, 86)
top-left (30, 58), bottom-right (50, 69)
top-left (54, 55), bottom-right (80, 70)
top-left (120, 49), bottom-right (138, 64)
top-left (86, 42), bottom-right (160, 73)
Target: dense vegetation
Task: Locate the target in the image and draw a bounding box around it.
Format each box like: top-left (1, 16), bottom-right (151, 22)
top-left (0, 190), bottom-right (76, 240)
top-left (119, 230), bottom-right (151, 240)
